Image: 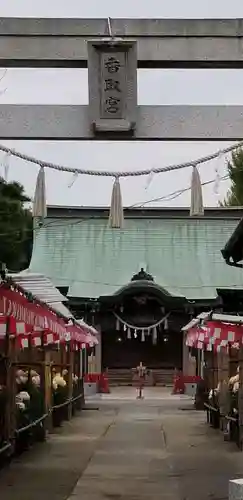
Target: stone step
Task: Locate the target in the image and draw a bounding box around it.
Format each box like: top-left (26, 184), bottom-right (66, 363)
top-left (107, 368), bottom-right (174, 387)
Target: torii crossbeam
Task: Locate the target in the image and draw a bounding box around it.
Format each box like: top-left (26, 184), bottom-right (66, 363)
top-left (0, 17), bottom-right (242, 141)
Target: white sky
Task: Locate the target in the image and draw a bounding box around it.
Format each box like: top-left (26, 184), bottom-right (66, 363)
top-left (0, 0), bottom-right (242, 208)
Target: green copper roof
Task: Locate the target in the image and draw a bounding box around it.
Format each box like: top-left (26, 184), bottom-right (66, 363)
top-left (30, 215), bottom-right (243, 300)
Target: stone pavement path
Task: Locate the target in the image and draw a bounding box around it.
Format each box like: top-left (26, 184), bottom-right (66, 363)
top-left (0, 404), bottom-right (115, 500)
top-left (1, 388), bottom-right (243, 500)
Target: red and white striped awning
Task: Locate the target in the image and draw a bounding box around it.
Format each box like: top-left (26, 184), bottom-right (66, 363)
top-left (0, 317), bottom-right (94, 350)
top-left (0, 284), bottom-right (99, 349)
top-left (185, 320), bottom-right (243, 352)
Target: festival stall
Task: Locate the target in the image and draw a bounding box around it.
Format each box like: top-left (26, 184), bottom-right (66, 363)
top-left (183, 312), bottom-right (243, 448)
top-left (50, 322), bottom-right (97, 427)
top-left (0, 274), bottom-right (98, 462)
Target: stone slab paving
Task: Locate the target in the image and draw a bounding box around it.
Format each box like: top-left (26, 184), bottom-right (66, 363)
top-left (161, 409), bottom-right (243, 500)
top-left (1, 388), bottom-right (243, 500)
top-left (69, 389), bottom-right (243, 500)
top-left (88, 386), bottom-right (192, 399)
top-left (0, 406), bottom-right (115, 500)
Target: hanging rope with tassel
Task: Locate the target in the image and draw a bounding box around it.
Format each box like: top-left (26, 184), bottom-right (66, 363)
top-left (113, 312), bottom-right (170, 334)
top-left (0, 140), bottom-right (239, 177)
top-left (3, 137), bottom-right (234, 228)
top-left (33, 166), bottom-right (47, 224)
top-left (190, 165), bottom-right (204, 216)
top-left (109, 177), bottom-right (124, 229)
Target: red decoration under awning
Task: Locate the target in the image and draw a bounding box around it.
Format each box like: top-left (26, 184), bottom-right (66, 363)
top-left (0, 285), bottom-right (99, 350)
top-left (62, 323), bottom-right (89, 346)
top-left (186, 320), bottom-right (243, 351)
top-left (0, 286), bottom-right (67, 338)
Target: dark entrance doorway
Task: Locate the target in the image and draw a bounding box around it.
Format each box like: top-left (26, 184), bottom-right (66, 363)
top-left (99, 269), bottom-right (186, 371)
top-left (102, 328), bottom-right (183, 369)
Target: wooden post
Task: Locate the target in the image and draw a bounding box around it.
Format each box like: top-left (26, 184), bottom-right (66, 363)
top-left (196, 349), bottom-right (201, 377)
top-left (212, 350), bottom-right (218, 391)
top-left (40, 332), bottom-right (52, 433)
top-left (84, 348), bottom-right (87, 375)
top-left (60, 343), bottom-right (65, 374)
top-left (4, 317), bottom-right (17, 451)
top-left (182, 332), bottom-right (189, 376)
top-left (238, 345), bottom-right (243, 449)
top-left (94, 328), bottom-right (101, 374)
top-left (67, 342), bottom-right (73, 420)
top-left (218, 350), bottom-right (230, 432)
top-left (200, 349), bottom-right (205, 378)
top-left (78, 349), bottom-right (82, 379)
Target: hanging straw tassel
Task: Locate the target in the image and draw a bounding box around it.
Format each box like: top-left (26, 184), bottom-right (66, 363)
top-left (116, 318), bottom-right (120, 331)
top-left (141, 329), bottom-right (145, 342)
top-left (190, 165), bottom-right (204, 216)
top-left (2, 151), bottom-right (11, 181)
top-left (164, 317), bottom-right (169, 331)
top-left (33, 166), bottom-right (47, 222)
top-left (127, 327), bottom-right (131, 340)
top-left (152, 327), bottom-right (157, 345)
top-left (108, 177), bottom-right (124, 229)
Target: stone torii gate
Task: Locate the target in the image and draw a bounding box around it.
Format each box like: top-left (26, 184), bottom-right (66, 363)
top-left (0, 17), bottom-right (243, 140)
top-left (4, 17), bottom-right (243, 463)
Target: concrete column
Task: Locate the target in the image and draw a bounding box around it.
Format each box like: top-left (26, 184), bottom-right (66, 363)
top-left (229, 478), bottom-right (243, 499)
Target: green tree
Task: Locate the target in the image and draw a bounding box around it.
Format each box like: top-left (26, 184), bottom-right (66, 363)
top-left (0, 178), bottom-right (33, 271)
top-left (222, 148), bottom-right (243, 206)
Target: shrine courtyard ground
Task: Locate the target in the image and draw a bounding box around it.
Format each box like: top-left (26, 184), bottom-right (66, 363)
top-left (0, 388), bottom-right (242, 500)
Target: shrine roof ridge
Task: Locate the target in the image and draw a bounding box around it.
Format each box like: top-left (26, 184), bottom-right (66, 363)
top-left (46, 205), bottom-right (243, 220)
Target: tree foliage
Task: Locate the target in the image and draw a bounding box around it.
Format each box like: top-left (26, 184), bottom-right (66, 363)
top-left (222, 148), bottom-right (243, 206)
top-left (0, 178), bottom-right (33, 271)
